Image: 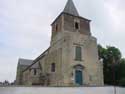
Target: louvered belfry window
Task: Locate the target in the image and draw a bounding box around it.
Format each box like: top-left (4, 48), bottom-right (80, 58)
top-left (75, 46), bottom-right (82, 61)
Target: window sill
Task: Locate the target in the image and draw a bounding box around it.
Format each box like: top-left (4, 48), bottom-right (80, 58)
top-left (74, 59), bottom-right (83, 61)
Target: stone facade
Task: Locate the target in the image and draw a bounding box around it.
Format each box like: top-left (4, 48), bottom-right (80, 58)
top-left (22, 65), bottom-right (41, 85)
top-left (16, 0), bottom-right (104, 86)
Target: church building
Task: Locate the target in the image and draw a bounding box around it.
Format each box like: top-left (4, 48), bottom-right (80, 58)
top-left (16, 0), bottom-right (104, 86)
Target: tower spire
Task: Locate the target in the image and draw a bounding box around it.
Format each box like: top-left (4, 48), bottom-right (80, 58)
top-left (63, 0), bottom-right (79, 16)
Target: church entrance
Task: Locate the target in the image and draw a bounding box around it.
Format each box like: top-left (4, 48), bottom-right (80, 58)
top-left (75, 70), bottom-right (83, 85)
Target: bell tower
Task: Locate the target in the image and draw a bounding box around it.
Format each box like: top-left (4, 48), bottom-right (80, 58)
top-left (49, 0), bottom-right (104, 86)
top-left (51, 0), bottom-right (91, 41)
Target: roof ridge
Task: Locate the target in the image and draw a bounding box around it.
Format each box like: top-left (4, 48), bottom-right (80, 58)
top-left (18, 58), bottom-right (33, 66)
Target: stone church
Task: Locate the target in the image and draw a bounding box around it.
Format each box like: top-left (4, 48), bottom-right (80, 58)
top-left (16, 0), bottom-right (104, 86)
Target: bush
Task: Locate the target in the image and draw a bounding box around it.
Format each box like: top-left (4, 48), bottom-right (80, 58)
top-left (118, 78), bottom-right (125, 87)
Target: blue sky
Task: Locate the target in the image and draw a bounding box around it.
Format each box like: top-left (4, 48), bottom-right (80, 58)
top-left (0, 0), bottom-right (125, 82)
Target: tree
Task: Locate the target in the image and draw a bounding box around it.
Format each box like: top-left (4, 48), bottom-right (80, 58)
top-left (118, 59), bottom-right (125, 86)
top-left (98, 45), bottom-right (123, 86)
top-left (106, 46), bottom-right (121, 64)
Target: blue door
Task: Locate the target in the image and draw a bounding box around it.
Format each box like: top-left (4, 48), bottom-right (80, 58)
top-left (75, 70), bottom-right (83, 85)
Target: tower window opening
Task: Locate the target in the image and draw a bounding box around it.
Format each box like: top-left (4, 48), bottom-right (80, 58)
top-left (55, 24), bottom-right (58, 32)
top-left (75, 22), bottom-right (79, 30)
top-left (51, 63), bottom-right (56, 72)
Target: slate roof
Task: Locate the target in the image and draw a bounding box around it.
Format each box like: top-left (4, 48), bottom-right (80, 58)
top-left (63, 0), bottom-right (79, 16)
top-left (18, 58), bottom-right (33, 66)
top-left (31, 62), bottom-right (40, 69)
top-left (22, 48), bottom-right (50, 72)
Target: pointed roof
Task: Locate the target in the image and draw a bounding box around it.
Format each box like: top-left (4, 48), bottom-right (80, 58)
top-left (63, 0), bottom-right (79, 16)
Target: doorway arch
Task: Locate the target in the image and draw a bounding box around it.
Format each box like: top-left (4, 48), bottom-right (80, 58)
top-left (74, 64), bottom-right (84, 85)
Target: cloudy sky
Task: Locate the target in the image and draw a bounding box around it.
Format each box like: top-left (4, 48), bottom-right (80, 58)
top-left (0, 0), bottom-right (125, 82)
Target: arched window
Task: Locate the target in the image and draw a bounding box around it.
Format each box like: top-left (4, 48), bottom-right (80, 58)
top-left (51, 63), bottom-right (55, 72)
top-left (75, 22), bottom-right (79, 30)
top-left (34, 69), bottom-right (37, 75)
top-left (55, 24), bottom-right (58, 32)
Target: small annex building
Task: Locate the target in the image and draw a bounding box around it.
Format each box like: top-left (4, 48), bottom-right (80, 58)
top-left (16, 58), bottom-right (33, 85)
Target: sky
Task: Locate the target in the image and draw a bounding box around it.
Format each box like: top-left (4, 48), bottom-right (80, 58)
top-left (0, 0), bottom-right (125, 82)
